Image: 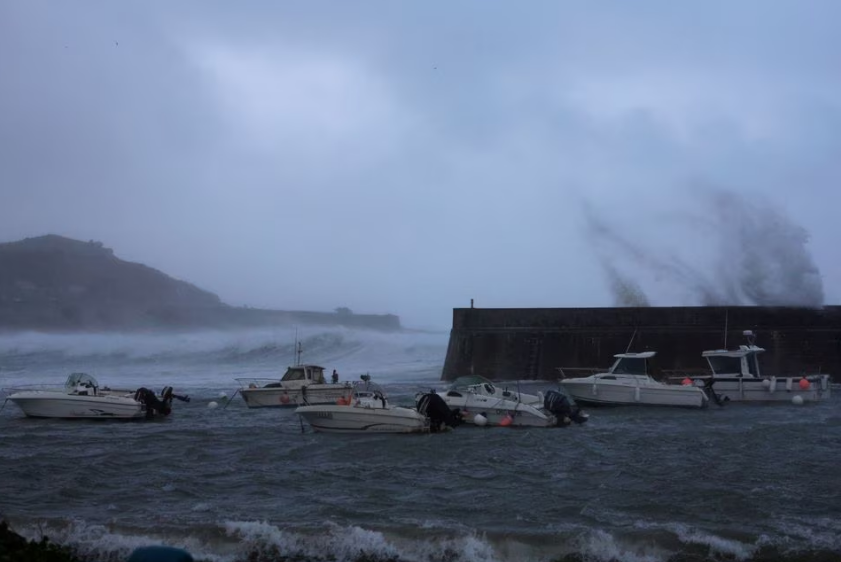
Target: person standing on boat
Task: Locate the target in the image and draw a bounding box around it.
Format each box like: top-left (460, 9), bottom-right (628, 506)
top-left (332, 369), bottom-right (339, 384)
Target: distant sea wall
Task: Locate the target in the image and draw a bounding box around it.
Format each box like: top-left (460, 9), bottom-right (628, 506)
top-left (0, 303), bottom-right (401, 332)
top-left (441, 306), bottom-right (841, 382)
top-left (144, 305), bottom-right (402, 332)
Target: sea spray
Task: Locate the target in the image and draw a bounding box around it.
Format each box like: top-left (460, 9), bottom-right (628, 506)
top-left (583, 186), bottom-right (825, 307)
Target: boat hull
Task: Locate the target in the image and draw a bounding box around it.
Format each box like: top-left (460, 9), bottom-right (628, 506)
top-left (8, 391), bottom-right (145, 419)
top-left (438, 393), bottom-right (557, 427)
top-left (695, 375), bottom-right (832, 403)
top-left (459, 407), bottom-right (556, 427)
top-left (240, 385), bottom-right (351, 408)
top-left (559, 380), bottom-right (707, 408)
top-left (295, 405), bottom-right (429, 433)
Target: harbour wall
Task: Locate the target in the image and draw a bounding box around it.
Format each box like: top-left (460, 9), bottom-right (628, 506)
top-left (441, 306), bottom-right (841, 382)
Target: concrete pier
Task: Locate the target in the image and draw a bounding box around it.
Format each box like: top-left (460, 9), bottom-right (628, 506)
top-left (441, 306), bottom-right (841, 382)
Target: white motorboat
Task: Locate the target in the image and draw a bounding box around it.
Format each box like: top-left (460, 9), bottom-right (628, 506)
top-left (559, 352), bottom-right (709, 408)
top-left (4, 373), bottom-right (189, 419)
top-left (236, 364), bottom-right (351, 408)
top-left (444, 375), bottom-right (543, 406)
top-left (433, 375), bottom-right (588, 427)
top-left (295, 376), bottom-right (459, 434)
top-left (668, 330), bottom-right (832, 404)
top-left (235, 342), bottom-right (351, 408)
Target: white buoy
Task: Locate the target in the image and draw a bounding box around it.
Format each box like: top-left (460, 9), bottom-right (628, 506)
top-left (761, 379), bottom-right (771, 388)
top-left (218, 391), bottom-right (228, 399)
top-left (792, 395), bottom-right (804, 406)
top-left (208, 401), bottom-right (219, 409)
top-left (473, 413), bottom-right (488, 426)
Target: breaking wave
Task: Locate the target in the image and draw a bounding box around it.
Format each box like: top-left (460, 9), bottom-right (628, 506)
top-left (0, 326), bottom-right (449, 388)
top-left (583, 186), bottom-right (825, 308)
top-left (7, 517), bottom-right (841, 562)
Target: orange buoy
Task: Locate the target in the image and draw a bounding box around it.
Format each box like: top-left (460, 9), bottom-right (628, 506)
top-left (798, 378), bottom-right (810, 390)
top-left (499, 414), bottom-right (513, 427)
top-left (336, 397), bottom-right (348, 405)
top-left (280, 394), bottom-right (290, 404)
top-left (681, 377), bottom-right (692, 386)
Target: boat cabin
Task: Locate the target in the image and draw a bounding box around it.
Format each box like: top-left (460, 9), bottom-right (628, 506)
top-left (702, 331), bottom-right (766, 378)
top-left (604, 351), bottom-right (656, 379)
top-left (277, 364), bottom-right (327, 385)
top-left (702, 346), bottom-right (765, 378)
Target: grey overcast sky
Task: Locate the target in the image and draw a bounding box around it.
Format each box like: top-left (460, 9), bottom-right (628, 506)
top-left (2, 1), bottom-right (839, 328)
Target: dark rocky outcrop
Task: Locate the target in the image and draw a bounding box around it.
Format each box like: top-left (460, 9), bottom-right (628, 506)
top-left (0, 235), bottom-right (400, 332)
top-left (0, 521), bottom-right (82, 562)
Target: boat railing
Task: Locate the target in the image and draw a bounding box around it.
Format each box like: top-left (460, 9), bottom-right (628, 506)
top-left (235, 377), bottom-right (285, 388)
top-left (555, 367), bottom-right (602, 380)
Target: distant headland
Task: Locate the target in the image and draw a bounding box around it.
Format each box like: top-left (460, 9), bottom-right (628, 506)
top-left (0, 235), bottom-right (401, 332)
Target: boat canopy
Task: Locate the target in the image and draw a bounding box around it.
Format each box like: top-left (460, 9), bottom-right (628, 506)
top-left (613, 351), bottom-right (656, 359)
top-left (701, 345), bottom-right (766, 358)
top-left (65, 372), bottom-right (99, 390)
top-left (609, 356), bottom-right (650, 375)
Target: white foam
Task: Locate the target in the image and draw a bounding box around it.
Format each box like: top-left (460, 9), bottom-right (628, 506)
top-left (574, 528), bottom-right (668, 562)
top-left (670, 524), bottom-right (756, 559)
top-left (14, 520), bottom-right (231, 562)
top-left (769, 515), bottom-right (841, 551)
top-left (224, 519), bottom-right (505, 562)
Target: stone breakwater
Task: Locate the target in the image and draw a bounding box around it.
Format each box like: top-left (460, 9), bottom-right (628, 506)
top-left (442, 305), bottom-right (841, 382)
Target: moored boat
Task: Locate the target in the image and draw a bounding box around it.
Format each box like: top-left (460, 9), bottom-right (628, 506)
top-left (559, 352), bottom-right (709, 408)
top-left (668, 330), bottom-right (832, 404)
top-left (4, 373), bottom-right (189, 419)
top-left (235, 342), bottom-right (351, 408)
top-left (295, 376), bottom-right (459, 434)
top-left (432, 375), bottom-right (589, 427)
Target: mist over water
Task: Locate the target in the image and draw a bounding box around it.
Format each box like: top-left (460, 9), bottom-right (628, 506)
top-left (0, 326), bottom-right (450, 390)
top-left (585, 187), bottom-right (825, 307)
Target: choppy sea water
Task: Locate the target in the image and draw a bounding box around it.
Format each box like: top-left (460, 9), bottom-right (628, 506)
top-left (1, 326), bottom-right (840, 562)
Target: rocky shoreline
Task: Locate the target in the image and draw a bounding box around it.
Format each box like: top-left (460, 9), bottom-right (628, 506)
top-left (0, 521), bottom-right (81, 562)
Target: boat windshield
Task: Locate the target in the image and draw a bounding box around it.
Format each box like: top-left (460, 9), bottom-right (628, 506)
top-left (354, 380), bottom-right (386, 397)
top-left (353, 381), bottom-right (386, 399)
top-left (611, 357), bottom-right (647, 375)
top-left (707, 355), bottom-right (743, 376)
top-left (281, 367), bottom-right (307, 382)
top-left (65, 372), bottom-right (99, 390)
top-left (281, 365), bottom-right (327, 383)
top-left (449, 375), bottom-right (494, 390)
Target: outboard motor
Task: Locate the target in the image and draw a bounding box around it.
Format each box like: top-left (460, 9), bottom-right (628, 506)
top-left (416, 392), bottom-right (463, 432)
top-left (544, 390), bottom-right (589, 426)
top-left (702, 379), bottom-right (728, 407)
top-left (134, 387), bottom-right (172, 419)
top-left (133, 386), bottom-right (190, 419)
